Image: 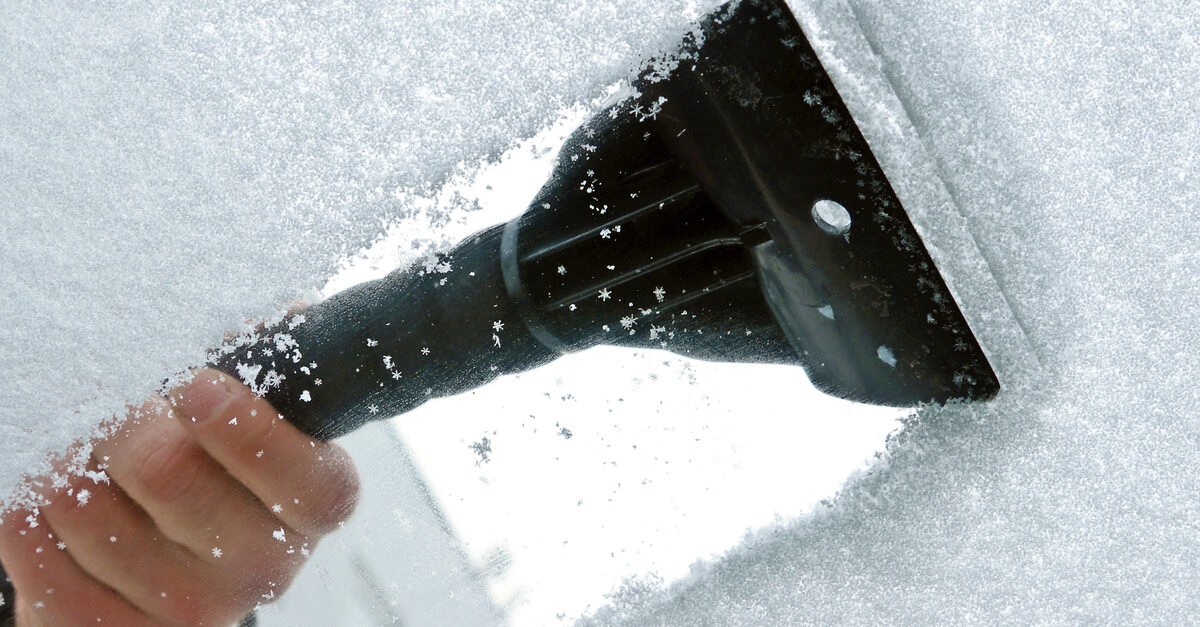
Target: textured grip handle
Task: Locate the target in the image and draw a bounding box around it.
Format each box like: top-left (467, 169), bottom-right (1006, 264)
top-left (212, 225), bottom-right (558, 440)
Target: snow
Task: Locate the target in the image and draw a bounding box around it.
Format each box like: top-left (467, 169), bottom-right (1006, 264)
top-left (6, 0), bottom-right (1198, 623)
top-left (0, 0), bottom-right (721, 501)
top-left (581, 0), bottom-right (1200, 623)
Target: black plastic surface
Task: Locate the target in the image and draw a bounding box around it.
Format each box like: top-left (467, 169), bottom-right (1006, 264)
top-left (212, 0), bottom-right (998, 440)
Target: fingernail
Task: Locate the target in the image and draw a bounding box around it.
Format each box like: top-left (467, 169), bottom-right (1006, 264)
top-left (169, 369), bottom-right (237, 424)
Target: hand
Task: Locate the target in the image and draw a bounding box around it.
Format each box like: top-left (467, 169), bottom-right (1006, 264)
top-left (0, 368), bottom-right (360, 625)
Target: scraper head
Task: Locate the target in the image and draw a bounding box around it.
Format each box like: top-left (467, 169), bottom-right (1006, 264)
top-left (215, 0), bottom-right (999, 440)
top-left (501, 0), bottom-right (999, 406)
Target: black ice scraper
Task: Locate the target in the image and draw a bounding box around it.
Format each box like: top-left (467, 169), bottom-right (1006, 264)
top-left (213, 0), bottom-right (999, 440)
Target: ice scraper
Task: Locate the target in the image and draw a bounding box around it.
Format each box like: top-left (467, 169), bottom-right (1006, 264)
top-left (214, 0), bottom-right (1000, 439)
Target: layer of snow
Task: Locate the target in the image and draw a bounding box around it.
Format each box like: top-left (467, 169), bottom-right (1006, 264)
top-left (0, 0), bottom-right (721, 501)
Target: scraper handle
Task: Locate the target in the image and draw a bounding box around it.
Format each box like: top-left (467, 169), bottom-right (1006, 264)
top-left (212, 225), bottom-right (557, 440)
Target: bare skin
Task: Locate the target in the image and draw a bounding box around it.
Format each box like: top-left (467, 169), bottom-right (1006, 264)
top-left (0, 368), bottom-right (360, 625)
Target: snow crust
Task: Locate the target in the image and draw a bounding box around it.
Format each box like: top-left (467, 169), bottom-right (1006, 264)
top-left (0, 0), bottom-right (719, 500)
top-left (586, 0), bottom-right (1200, 623)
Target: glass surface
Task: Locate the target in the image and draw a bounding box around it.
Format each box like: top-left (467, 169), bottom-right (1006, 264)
top-left (254, 122), bottom-right (905, 624)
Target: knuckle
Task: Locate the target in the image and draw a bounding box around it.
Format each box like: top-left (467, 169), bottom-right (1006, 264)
top-left (129, 434), bottom-right (207, 505)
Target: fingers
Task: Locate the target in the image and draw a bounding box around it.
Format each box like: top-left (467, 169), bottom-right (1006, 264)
top-left (90, 396), bottom-right (308, 577)
top-left (36, 457), bottom-right (257, 626)
top-left (0, 508), bottom-right (156, 626)
top-left (168, 369), bottom-right (360, 536)
top-left (0, 363), bottom-right (358, 624)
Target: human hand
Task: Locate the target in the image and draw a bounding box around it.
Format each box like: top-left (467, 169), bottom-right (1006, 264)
top-left (0, 368), bottom-right (360, 625)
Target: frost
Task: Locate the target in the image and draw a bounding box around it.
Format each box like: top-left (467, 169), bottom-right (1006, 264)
top-left (0, 14), bottom-right (716, 495)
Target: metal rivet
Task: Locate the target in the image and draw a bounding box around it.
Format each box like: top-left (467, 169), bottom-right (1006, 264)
top-left (811, 199), bottom-right (851, 235)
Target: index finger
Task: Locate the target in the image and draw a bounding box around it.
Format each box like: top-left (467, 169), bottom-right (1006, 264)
top-left (167, 369), bottom-right (360, 536)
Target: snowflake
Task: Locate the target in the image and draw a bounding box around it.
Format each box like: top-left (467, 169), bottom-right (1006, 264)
top-left (492, 320), bottom-right (504, 332)
top-left (421, 347), bottom-right (430, 355)
top-left (366, 338), bottom-right (378, 347)
top-left (109, 536), bottom-right (117, 543)
top-left (649, 325), bottom-right (667, 340)
top-left (256, 450), bottom-right (264, 458)
top-left (557, 265), bottom-right (566, 275)
top-left (569, 304), bottom-right (577, 311)
top-left (653, 286), bottom-right (666, 302)
top-left (493, 333), bottom-right (502, 347)
top-left (75, 489), bottom-right (90, 506)
top-left (392, 371), bottom-right (402, 380)
top-left (600, 228), bottom-right (612, 239)
top-left (260, 369), bottom-right (284, 390)
top-left (272, 528), bottom-right (287, 543)
top-left (299, 390), bottom-right (311, 402)
top-left (228, 417), bottom-right (237, 425)
top-left (620, 315), bottom-right (637, 330)
top-left (272, 504), bottom-right (282, 514)
top-left (598, 288), bottom-right (612, 301)
top-left (314, 378), bottom-right (322, 386)
top-left (368, 404), bottom-right (379, 415)
top-left (211, 547), bottom-right (222, 558)
top-left (56, 542), bottom-right (65, 550)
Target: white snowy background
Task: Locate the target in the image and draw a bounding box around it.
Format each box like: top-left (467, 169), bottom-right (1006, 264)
top-left (3, 0), bottom-right (1200, 624)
